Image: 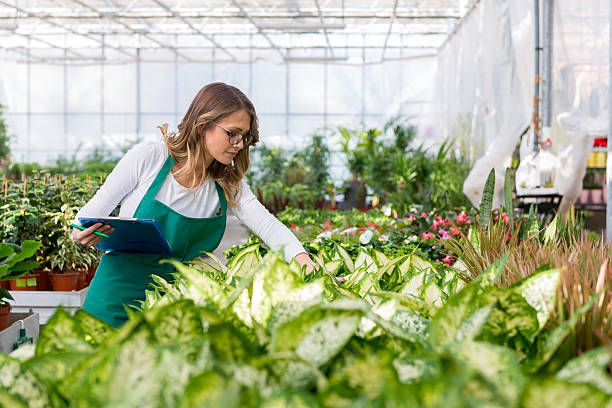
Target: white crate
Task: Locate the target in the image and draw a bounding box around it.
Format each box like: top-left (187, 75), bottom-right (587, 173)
top-left (9, 287), bottom-right (89, 324)
top-left (0, 311), bottom-right (39, 354)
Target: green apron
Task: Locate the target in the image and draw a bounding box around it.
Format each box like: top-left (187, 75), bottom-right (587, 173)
top-left (82, 155), bottom-right (227, 327)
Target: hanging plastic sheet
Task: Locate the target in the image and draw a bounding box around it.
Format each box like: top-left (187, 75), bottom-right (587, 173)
top-left (435, 0), bottom-right (532, 208)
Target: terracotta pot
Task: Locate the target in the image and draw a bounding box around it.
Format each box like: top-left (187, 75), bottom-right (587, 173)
top-left (86, 264), bottom-right (98, 286)
top-left (36, 270), bottom-right (50, 291)
top-left (51, 272), bottom-right (80, 291)
top-left (77, 268), bottom-right (88, 290)
top-left (0, 306), bottom-right (9, 331)
top-left (0, 280), bottom-right (10, 290)
top-left (10, 273), bottom-right (40, 291)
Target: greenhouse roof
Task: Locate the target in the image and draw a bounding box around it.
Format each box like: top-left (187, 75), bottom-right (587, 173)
top-left (0, 0), bottom-right (469, 64)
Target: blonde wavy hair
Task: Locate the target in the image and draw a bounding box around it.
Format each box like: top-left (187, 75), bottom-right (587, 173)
top-left (158, 82), bottom-right (259, 207)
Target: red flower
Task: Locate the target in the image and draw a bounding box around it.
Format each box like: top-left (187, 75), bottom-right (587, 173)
top-left (289, 222), bottom-right (299, 231)
top-left (421, 232), bottom-right (435, 240)
top-left (441, 255), bottom-right (453, 266)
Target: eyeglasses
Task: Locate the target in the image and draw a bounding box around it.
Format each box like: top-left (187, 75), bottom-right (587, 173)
top-left (213, 123), bottom-right (253, 146)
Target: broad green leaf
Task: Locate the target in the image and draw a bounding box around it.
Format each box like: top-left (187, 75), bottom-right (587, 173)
top-left (22, 351), bottom-right (91, 387)
top-left (268, 280), bottom-right (325, 330)
top-left (36, 307), bottom-right (93, 356)
top-left (335, 244), bottom-right (354, 273)
top-left (479, 168), bottom-right (495, 229)
top-left (449, 341), bottom-right (525, 407)
top-left (456, 304), bottom-right (494, 342)
top-left (517, 268), bottom-right (560, 330)
top-left (477, 289), bottom-right (539, 353)
top-left (556, 348), bottom-right (612, 395)
top-left (392, 355), bottom-right (441, 384)
top-left (250, 253), bottom-right (303, 328)
top-left (475, 252), bottom-right (509, 289)
top-left (162, 260), bottom-right (227, 310)
top-left (260, 390), bottom-right (321, 408)
top-left (524, 296), bottom-right (597, 373)
top-left (423, 281), bottom-right (444, 308)
top-left (179, 372), bottom-right (240, 408)
top-left (269, 305), bottom-right (361, 368)
top-left (520, 378), bottom-right (609, 408)
top-left (149, 299), bottom-right (205, 350)
top-left (0, 354), bottom-right (56, 408)
top-left (429, 283), bottom-right (481, 349)
top-left (73, 309), bottom-right (115, 346)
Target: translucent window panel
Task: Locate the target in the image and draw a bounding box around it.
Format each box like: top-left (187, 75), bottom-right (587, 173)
top-left (103, 64), bottom-right (137, 113)
top-left (66, 114), bottom-right (102, 152)
top-left (30, 114), bottom-right (65, 155)
top-left (364, 61), bottom-right (402, 114)
top-left (362, 115), bottom-right (384, 132)
top-left (139, 114), bottom-right (177, 141)
top-left (5, 113), bottom-right (28, 155)
top-left (327, 65), bottom-right (362, 114)
top-left (288, 64), bottom-right (325, 114)
top-left (326, 114), bottom-right (362, 134)
top-left (176, 63), bottom-right (214, 116)
top-left (67, 65), bottom-right (102, 113)
top-left (215, 63), bottom-right (250, 97)
top-left (255, 114), bottom-right (287, 146)
top-left (1, 62), bottom-right (28, 112)
top-left (140, 62), bottom-right (175, 113)
top-left (251, 62), bottom-right (286, 114)
top-left (400, 57), bottom-right (437, 102)
top-left (288, 115), bottom-right (326, 149)
top-left (30, 65), bottom-right (63, 113)
top-left (102, 114), bottom-right (138, 154)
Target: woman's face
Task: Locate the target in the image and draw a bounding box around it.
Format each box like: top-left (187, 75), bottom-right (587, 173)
top-left (204, 109), bottom-right (251, 165)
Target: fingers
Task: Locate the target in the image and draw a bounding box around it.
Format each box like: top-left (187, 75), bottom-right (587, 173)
top-left (72, 223), bottom-right (114, 247)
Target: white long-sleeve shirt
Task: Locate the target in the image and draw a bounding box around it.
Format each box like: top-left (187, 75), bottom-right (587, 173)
top-left (75, 141), bottom-right (306, 262)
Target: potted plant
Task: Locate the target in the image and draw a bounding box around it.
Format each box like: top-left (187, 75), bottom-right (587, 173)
top-left (0, 288), bottom-right (12, 331)
top-left (0, 240), bottom-right (42, 291)
top-left (47, 204), bottom-right (99, 291)
top-left (0, 240), bottom-right (41, 330)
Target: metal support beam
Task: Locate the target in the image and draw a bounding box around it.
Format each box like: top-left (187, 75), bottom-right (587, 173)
top-left (541, 0), bottom-right (553, 128)
top-left (0, 0), bottom-right (136, 59)
top-left (68, 0), bottom-right (189, 60)
top-left (231, 0), bottom-right (286, 60)
top-left (314, 0), bottom-right (334, 58)
top-left (608, 0), bottom-right (612, 242)
top-left (381, 0), bottom-right (399, 61)
top-left (151, 0), bottom-right (237, 61)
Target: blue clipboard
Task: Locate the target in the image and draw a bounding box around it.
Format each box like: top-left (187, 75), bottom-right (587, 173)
top-left (78, 217), bottom-right (171, 256)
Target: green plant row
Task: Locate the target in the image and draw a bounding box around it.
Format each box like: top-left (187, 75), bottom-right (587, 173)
top-left (1, 243), bottom-right (610, 407)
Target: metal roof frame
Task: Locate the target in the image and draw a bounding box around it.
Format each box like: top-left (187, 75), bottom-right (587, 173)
top-left (0, 0), bottom-right (469, 64)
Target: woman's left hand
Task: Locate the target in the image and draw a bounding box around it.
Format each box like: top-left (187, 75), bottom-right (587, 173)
top-left (294, 252), bottom-right (317, 275)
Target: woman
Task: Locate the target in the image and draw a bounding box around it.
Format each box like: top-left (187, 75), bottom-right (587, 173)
top-left (73, 82), bottom-right (316, 327)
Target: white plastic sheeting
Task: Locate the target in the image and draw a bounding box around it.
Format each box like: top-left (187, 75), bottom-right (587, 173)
top-left (436, 0), bottom-right (609, 212)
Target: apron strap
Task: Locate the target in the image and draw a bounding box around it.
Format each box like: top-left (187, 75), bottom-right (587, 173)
top-left (214, 181), bottom-right (228, 216)
top-left (143, 155), bottom-right (175, 200)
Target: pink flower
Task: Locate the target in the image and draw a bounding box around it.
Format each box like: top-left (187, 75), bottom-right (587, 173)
top-left (421, 232), bottom-right (435, 240)
top-left (406, 215), bottom-right (416, 222)
top-left (421, 212), bottom-right (429, 218)
top-left (438, 228), bottom-right (451, 240)
top-left (456, 211), bottom-right (468, 225)
top-left (450, 225), bottom-right (461, 236)
top-left (441, 255), bottom-right (453, 266)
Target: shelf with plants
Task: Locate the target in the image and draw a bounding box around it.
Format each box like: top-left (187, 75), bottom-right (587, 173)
top-left (0, 175), bottom-right (103, 292)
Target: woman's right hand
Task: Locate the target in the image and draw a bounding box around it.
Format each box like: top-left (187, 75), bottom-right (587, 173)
top-left (72, 223), bottom-right (114, 247)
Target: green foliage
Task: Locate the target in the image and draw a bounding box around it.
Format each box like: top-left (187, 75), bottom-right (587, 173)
top-left (3, 246), bottom-right (608, 406)
top-left (479, 168), bottom-right (495, 229)
top-left (0, 175), bottom-right (102, 271)
top-left (0, 104), bottom-right (11, 161)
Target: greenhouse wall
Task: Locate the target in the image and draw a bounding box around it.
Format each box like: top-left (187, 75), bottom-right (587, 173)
top-left (0, 50), bottom-right (436, 168)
